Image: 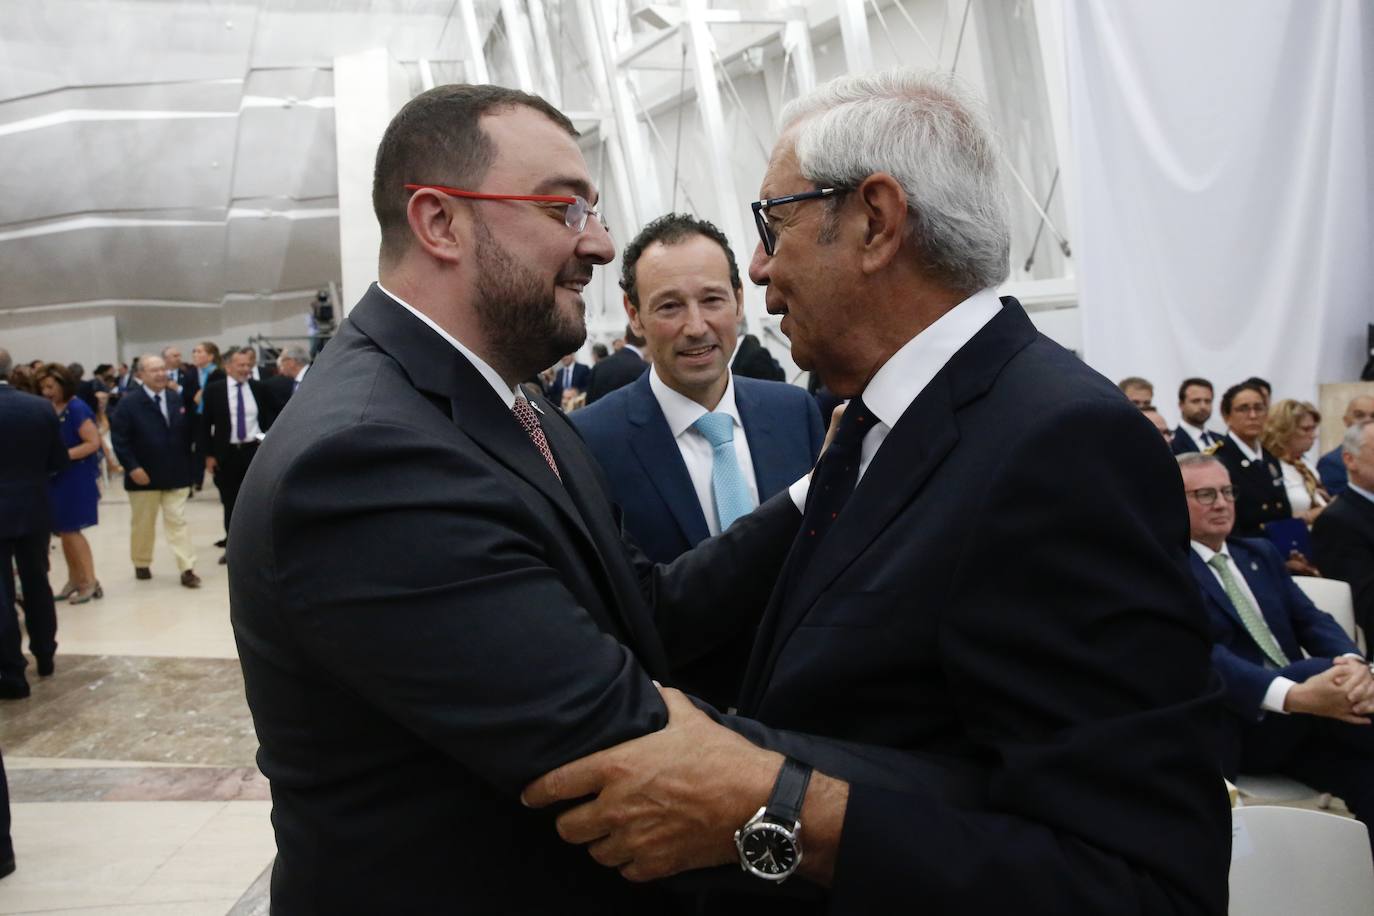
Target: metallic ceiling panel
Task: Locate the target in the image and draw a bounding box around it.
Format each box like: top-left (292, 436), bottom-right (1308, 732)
top-left (232, 70), bottom-right (338, 202)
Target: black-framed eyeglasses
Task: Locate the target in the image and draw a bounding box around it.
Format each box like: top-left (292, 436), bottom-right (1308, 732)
top-left (1186, 485), bottom-right (1237, 506)
top-left (750, 188), bottom-right (841, 256)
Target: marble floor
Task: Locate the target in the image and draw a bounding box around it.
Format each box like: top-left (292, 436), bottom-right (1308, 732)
top-left (0, 485), bottom-right (274, 915)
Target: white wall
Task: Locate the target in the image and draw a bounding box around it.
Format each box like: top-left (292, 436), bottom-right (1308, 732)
top-left (0, 313), bottom-right (117, 368)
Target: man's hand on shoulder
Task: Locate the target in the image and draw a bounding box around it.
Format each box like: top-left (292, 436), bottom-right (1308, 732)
top-left (1286, 664), bottom-right (1373, 723)
top-left (522, 687), bottom-right (781, 882)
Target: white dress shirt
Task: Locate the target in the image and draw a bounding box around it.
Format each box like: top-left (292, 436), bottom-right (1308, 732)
top-left (294, 364), bottom-right (310, 385)
top-left (648, 368), bottom-right (759, 536)
top-left (226, 378), bottom-right (265, 442)
top-left (379, 283), bottom-right (524, 409)
top-left (1180, 421), bottom-right (1217, 448)
top-left (788, 288), bottom-right (1004, 507)
top-left (1227, 432), bottom-right (1263, 463)
top-left (1280, 460), bottom-right (1326, 515)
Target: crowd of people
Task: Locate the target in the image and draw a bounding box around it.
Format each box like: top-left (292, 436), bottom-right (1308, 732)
top-left (0, 342), bottom-right (313, 702)
top-left (2, 65), bottom-right (1373, 909)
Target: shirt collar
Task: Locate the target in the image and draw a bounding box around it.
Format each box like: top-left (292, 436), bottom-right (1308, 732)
top-left (623, 342), bottom-right (643, 358)
top-left (295, 365), bottom-right (309, 383)
top-left (650, 366), bottom-right (741, 439)
top-left (1190, 539), bottom-right (1230, 564)
top-left (861, 287), bottom-right (1003, 429)
top-left (1348, 482), bottom-right (1374, 505)
top-left (1181, 420), bottom-right (1209, 439)
top-left (1227, 431), bottom-right (1261, 461)
top-left (377, 282), bottom-right (522, 409)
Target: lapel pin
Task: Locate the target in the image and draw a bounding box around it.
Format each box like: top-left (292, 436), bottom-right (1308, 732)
top-left (1240, 459), bottom-right (1250, 468)
top-left (1251, 562), bottom-right (1259, 571)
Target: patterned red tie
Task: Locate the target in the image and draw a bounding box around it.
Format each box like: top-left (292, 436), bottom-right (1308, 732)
top-left (511, 397), bottom-right (561, 481)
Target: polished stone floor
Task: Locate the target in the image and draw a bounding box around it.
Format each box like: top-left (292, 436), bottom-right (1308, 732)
top-left (0, 486), bottom-right (274, 915)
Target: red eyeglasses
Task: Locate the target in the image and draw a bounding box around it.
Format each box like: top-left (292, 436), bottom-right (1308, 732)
top-left (404, 184), bottom-right (608, 234)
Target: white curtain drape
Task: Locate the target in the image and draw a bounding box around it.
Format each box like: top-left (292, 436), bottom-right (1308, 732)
top-left (1065, 0), bottom-right (1373, 421)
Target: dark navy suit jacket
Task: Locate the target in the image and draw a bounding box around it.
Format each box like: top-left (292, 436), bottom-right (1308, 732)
top-left (0, 385), bottom-right (68, 538)
top-left (572, 371), bottom-right (824, 565)
top-left (1189, 537), bottom-right (1358, 720)
top-left (109, 384), bottom-right (195, 491)
top-left (1318, 445), bottom-right (1348, 496)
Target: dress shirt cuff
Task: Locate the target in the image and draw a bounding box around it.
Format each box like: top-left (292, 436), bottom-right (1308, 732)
top-left (788, 475), bottom-right (810, 514)
top-left (1339, 653), bottom-right (1365, 662)
top-left (1262, 676), bottom-right (1296, 715)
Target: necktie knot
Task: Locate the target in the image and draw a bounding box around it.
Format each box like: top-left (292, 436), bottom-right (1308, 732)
top-left (692, 412), bottom-right (735, 448)
top-left (828, 397), bottom-right (874, 456)
top-left (1207, 553), bottom-right (1229, 572)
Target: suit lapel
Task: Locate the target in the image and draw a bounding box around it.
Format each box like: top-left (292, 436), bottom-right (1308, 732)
top-left (625, 374), bottom-right (710, 547)
top-left (736, 379), bottom-right (788, 499)
top-left (742, 298), bottom-right (1037, 711)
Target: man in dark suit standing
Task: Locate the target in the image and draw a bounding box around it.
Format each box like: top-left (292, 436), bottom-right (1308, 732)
top-left (201, 349), bottom-right (279, 563)
top-left (528, 69), bottom-right (1229, 913)
top-left (1313, 421), bottom-right (1374, 636)
top-left (1318, 395), bottom-right (1374, 496)
top-left (1180, 452), bottom-right (1374, 825)
top-left (574, 213), bottom-right (823, 706)
top-left (585, 324), bottom-right (647, 404)
top-left (109, 354), bottom-right (201, 588)
top-left (1172, 376), bottom-right (1223, 455)
top-left (263, 346), bottom-right (310, 412)
top-left (229, 84), bottom-right (872, 914)
top-left (0, 347), bottom-right (68, 700)
top-left (731, 332), bottom-right (786, 381)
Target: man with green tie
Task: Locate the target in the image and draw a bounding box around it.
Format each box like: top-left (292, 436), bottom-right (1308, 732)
top-left (1179, 451), bottom-right (1374, 828)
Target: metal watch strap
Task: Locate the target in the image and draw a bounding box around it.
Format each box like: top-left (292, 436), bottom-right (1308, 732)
top-left (766, 757), bottom-right (813, 825)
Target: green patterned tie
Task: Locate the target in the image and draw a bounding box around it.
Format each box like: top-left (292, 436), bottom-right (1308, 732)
top-left (1208, 553), bottom-right (1289, 667)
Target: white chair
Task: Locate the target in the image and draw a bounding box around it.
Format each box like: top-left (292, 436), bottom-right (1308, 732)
top-left (1293, 576), bottom-right (1362, 650)
top-left (1229, 805), bottom-right (1374, 914)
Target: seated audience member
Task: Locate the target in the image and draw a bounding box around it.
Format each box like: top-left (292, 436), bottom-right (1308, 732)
top-left (1214, 381), bottom-right (1291, 537)
top-left (1263, 399), bottom-right (1329, 525)
top-left (585, 324), bottom-right (648, 404)
top-left (1173, 377), bottom-right (1223, 455)
top-left (1141, 406), bottom-right (1173, 446)
top-left (573, 213), bottom-right (823, 706)
top-left (1118, 375), bottom-right (1154, 409)
top-left (1318, 395), bottom-right (1374, 496)
top-left (1180, 452), bottom-right (1374, 826)
top-left (1313, 421), bottom-right (1374, 638)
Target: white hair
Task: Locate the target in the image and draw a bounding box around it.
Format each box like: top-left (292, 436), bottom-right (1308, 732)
top-left (779, 68), bottom-right (1010, 292)
top-left (1344, 420), bottom-right (1374, 456)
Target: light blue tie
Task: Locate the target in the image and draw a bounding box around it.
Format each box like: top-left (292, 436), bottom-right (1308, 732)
top-left (692, 412), bottom-right (756, 532)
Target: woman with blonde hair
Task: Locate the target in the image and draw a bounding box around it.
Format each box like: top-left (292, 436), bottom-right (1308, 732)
top-left (1262, 398), bottom-right (1329, 525)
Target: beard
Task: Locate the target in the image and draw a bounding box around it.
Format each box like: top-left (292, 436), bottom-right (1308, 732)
top-left (471, 215), bottom-right (588, 382)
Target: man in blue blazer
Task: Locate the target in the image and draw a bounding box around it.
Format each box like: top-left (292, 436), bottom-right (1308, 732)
top-left (1180, 452), bottom-right (1374, 825)
top-left (110, 354), bottom-right (201, 588)
top-left (573, 213), bottom-right (823, 706)
top-left (0, 348), bottom-right (68, 699)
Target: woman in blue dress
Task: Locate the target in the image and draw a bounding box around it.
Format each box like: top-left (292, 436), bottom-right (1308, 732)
top-left (36, 364), bottom-right (104, 604)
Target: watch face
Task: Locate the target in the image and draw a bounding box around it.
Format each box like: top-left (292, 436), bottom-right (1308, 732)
top-left (740, 823), bottom-right (799, 878)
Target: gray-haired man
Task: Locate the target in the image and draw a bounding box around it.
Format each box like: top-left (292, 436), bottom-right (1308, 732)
top-left (525, 67), bottom-right (1228, 914)
top-left (1314, 420), bottom-right (1374, 636)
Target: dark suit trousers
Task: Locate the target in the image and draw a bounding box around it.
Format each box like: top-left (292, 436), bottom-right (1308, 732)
top-left (0, 530), bottom-right (57, 681)
top-left (213, 442), bottom-right (258, 535)
top-left (1223, 711), bottom-right (1374, 826)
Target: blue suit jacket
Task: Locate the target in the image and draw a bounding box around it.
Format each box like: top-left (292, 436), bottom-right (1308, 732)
top-left (1318, 445), bottom-right (1348, 496)
top-left (1171, 425), bottom-right (1220, 455)
top-left (1190, 537), bottom-right (1358, 720)
top-left (110, 385), bottom-right (196, 491)
top-left (572, 371), bottom-right (823, 565)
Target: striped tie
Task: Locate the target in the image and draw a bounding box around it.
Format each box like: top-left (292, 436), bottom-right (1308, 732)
top-left (1209, 553), bottom-right (1289, 667)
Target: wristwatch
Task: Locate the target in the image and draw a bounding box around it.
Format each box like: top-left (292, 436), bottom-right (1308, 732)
top-left (734, 756), bottom-right (813, 882)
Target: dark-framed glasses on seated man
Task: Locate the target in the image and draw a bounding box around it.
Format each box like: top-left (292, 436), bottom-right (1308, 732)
top-left (1187, 486), bottom-right (1238, 506)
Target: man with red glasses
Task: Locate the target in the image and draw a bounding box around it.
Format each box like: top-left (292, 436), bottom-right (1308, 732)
top-left (1179, 451), bottom-right (1374, 830)
top-left (228, 84), bottom-right (869, 914)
